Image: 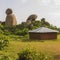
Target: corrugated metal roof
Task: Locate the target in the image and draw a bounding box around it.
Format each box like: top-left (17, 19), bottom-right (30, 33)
top-left (29, 27), bottom-right (58, 33)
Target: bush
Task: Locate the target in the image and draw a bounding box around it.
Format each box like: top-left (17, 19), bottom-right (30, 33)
top-left (0, 29), bottom-right (4, 34)
top-left (16, 28), bottom-right (29, 36)
top-left (0, 39), bottom-right (9, 50)
top-left (0, 55), bottom-right (10, 60)
top-left (18, 48), bottom-right (53, 60)
top-left (38, 52), bottom-right (53, 60)
top-left (18, 48), bottom-right (37, 60)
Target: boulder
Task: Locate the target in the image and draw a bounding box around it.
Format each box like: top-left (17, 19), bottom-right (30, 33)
top-left (5, 8), bottom-right (17, 26)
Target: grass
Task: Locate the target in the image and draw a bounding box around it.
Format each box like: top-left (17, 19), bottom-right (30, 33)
top-left (0, 34), bottom-right (60, 60)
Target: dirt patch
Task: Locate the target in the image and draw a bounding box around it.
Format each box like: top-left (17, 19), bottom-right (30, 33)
top-left (54, 54), bottom-right (60, 60)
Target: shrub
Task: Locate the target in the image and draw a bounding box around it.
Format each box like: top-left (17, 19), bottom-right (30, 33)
top-left (0, 55), bottom-right (10, 60)
top-left (16, 28), bottom-right (29, 36)
top-left (0, 29), bottom-right (4, 34)
top-left (22, 28), bottom-right (29, 36)
top-left (18, 48), bottom-right (53, 60)
top-left (38, 52), bottom-right (53, 60)
top-left (0, 39), bottom-right (9, 50)
top-left (18, 48), bottom-right (38, 60)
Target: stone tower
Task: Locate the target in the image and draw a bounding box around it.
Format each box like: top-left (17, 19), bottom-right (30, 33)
top-left (5, 8), bottom-right (17, 26)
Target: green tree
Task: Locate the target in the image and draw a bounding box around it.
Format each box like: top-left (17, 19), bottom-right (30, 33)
top-left (41, 18), bottom-right (50, 27)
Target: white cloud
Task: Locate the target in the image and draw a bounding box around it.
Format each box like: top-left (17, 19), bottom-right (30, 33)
top-left (21, 0), bottom-right (28, 3)
top-left (54, 0), bottom-right (60, 5)
top-left (37, 0), bottom-right (60, 6)
top-left (41, 0), bottom-right (50, 4)
top-left (37, 0), bottom-right (51, 5)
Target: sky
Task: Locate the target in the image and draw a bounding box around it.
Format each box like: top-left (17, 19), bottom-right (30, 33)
top-left (0, 0), bottom-right (60, 27)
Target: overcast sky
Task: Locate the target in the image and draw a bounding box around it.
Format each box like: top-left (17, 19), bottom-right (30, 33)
top-left (0, 0), bottom-right (60, 27)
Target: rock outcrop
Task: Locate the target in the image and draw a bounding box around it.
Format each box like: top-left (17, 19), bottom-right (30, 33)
top-left (5, 8), bottom-right (17, 26)
top-left (26, 14), bottom-right (37, 26)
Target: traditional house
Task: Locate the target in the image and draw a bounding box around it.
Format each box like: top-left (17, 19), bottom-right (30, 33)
top-left (29, 27), bottom-right (58, 40)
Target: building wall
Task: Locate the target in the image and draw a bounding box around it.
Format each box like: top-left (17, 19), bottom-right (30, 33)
top-left (29, 32), bottom-right (57, 40)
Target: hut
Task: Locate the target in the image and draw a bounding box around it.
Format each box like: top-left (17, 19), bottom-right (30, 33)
top-left (29, 27), bottom-right (58, 40)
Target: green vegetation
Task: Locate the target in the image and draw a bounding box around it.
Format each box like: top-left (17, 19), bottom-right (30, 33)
top-left (18, 48), bottom-right (38, 60)
top-left (0, 35), bottom-right (60, 60)
top-left (0, 39), bottom-right (9, 50)
top-left (18, 48), bottom-right (53, 60)
top-left (0, 18), bottom-right (60, 60)
top-left (0, 18), bottom-right (60, 36)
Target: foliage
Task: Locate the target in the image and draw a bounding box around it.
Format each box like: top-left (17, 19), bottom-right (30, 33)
top-left (0, 23), bottom-right (3, 28)
top-left (18, 48), bottom-right (37, 60)
top-left (18, 48), bottom-right (53, 60)
top-left (38, 52), bottom-right (53, 60)
top-left (15, 28), bottom-right (29, 36)
top-left (0, 34), bottom-right (59, 60)
top-left (0, 29), bottom-right (4, 34)
top-left (0, 39), bottom-right (9, 50)
top-left (0, 17), bottom-right (60, 36)
top-left (0, 55), bottom-right (10, 60)
top-left (31, 21), bottom-right (41, 29)
top-left (16, 22), bottom-right (26, 30)
top-left (41, 18), bottom-right (50, 27)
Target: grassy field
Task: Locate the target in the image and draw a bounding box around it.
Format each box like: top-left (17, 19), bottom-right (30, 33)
top-left (0, 34), bottom-right (60, 60)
